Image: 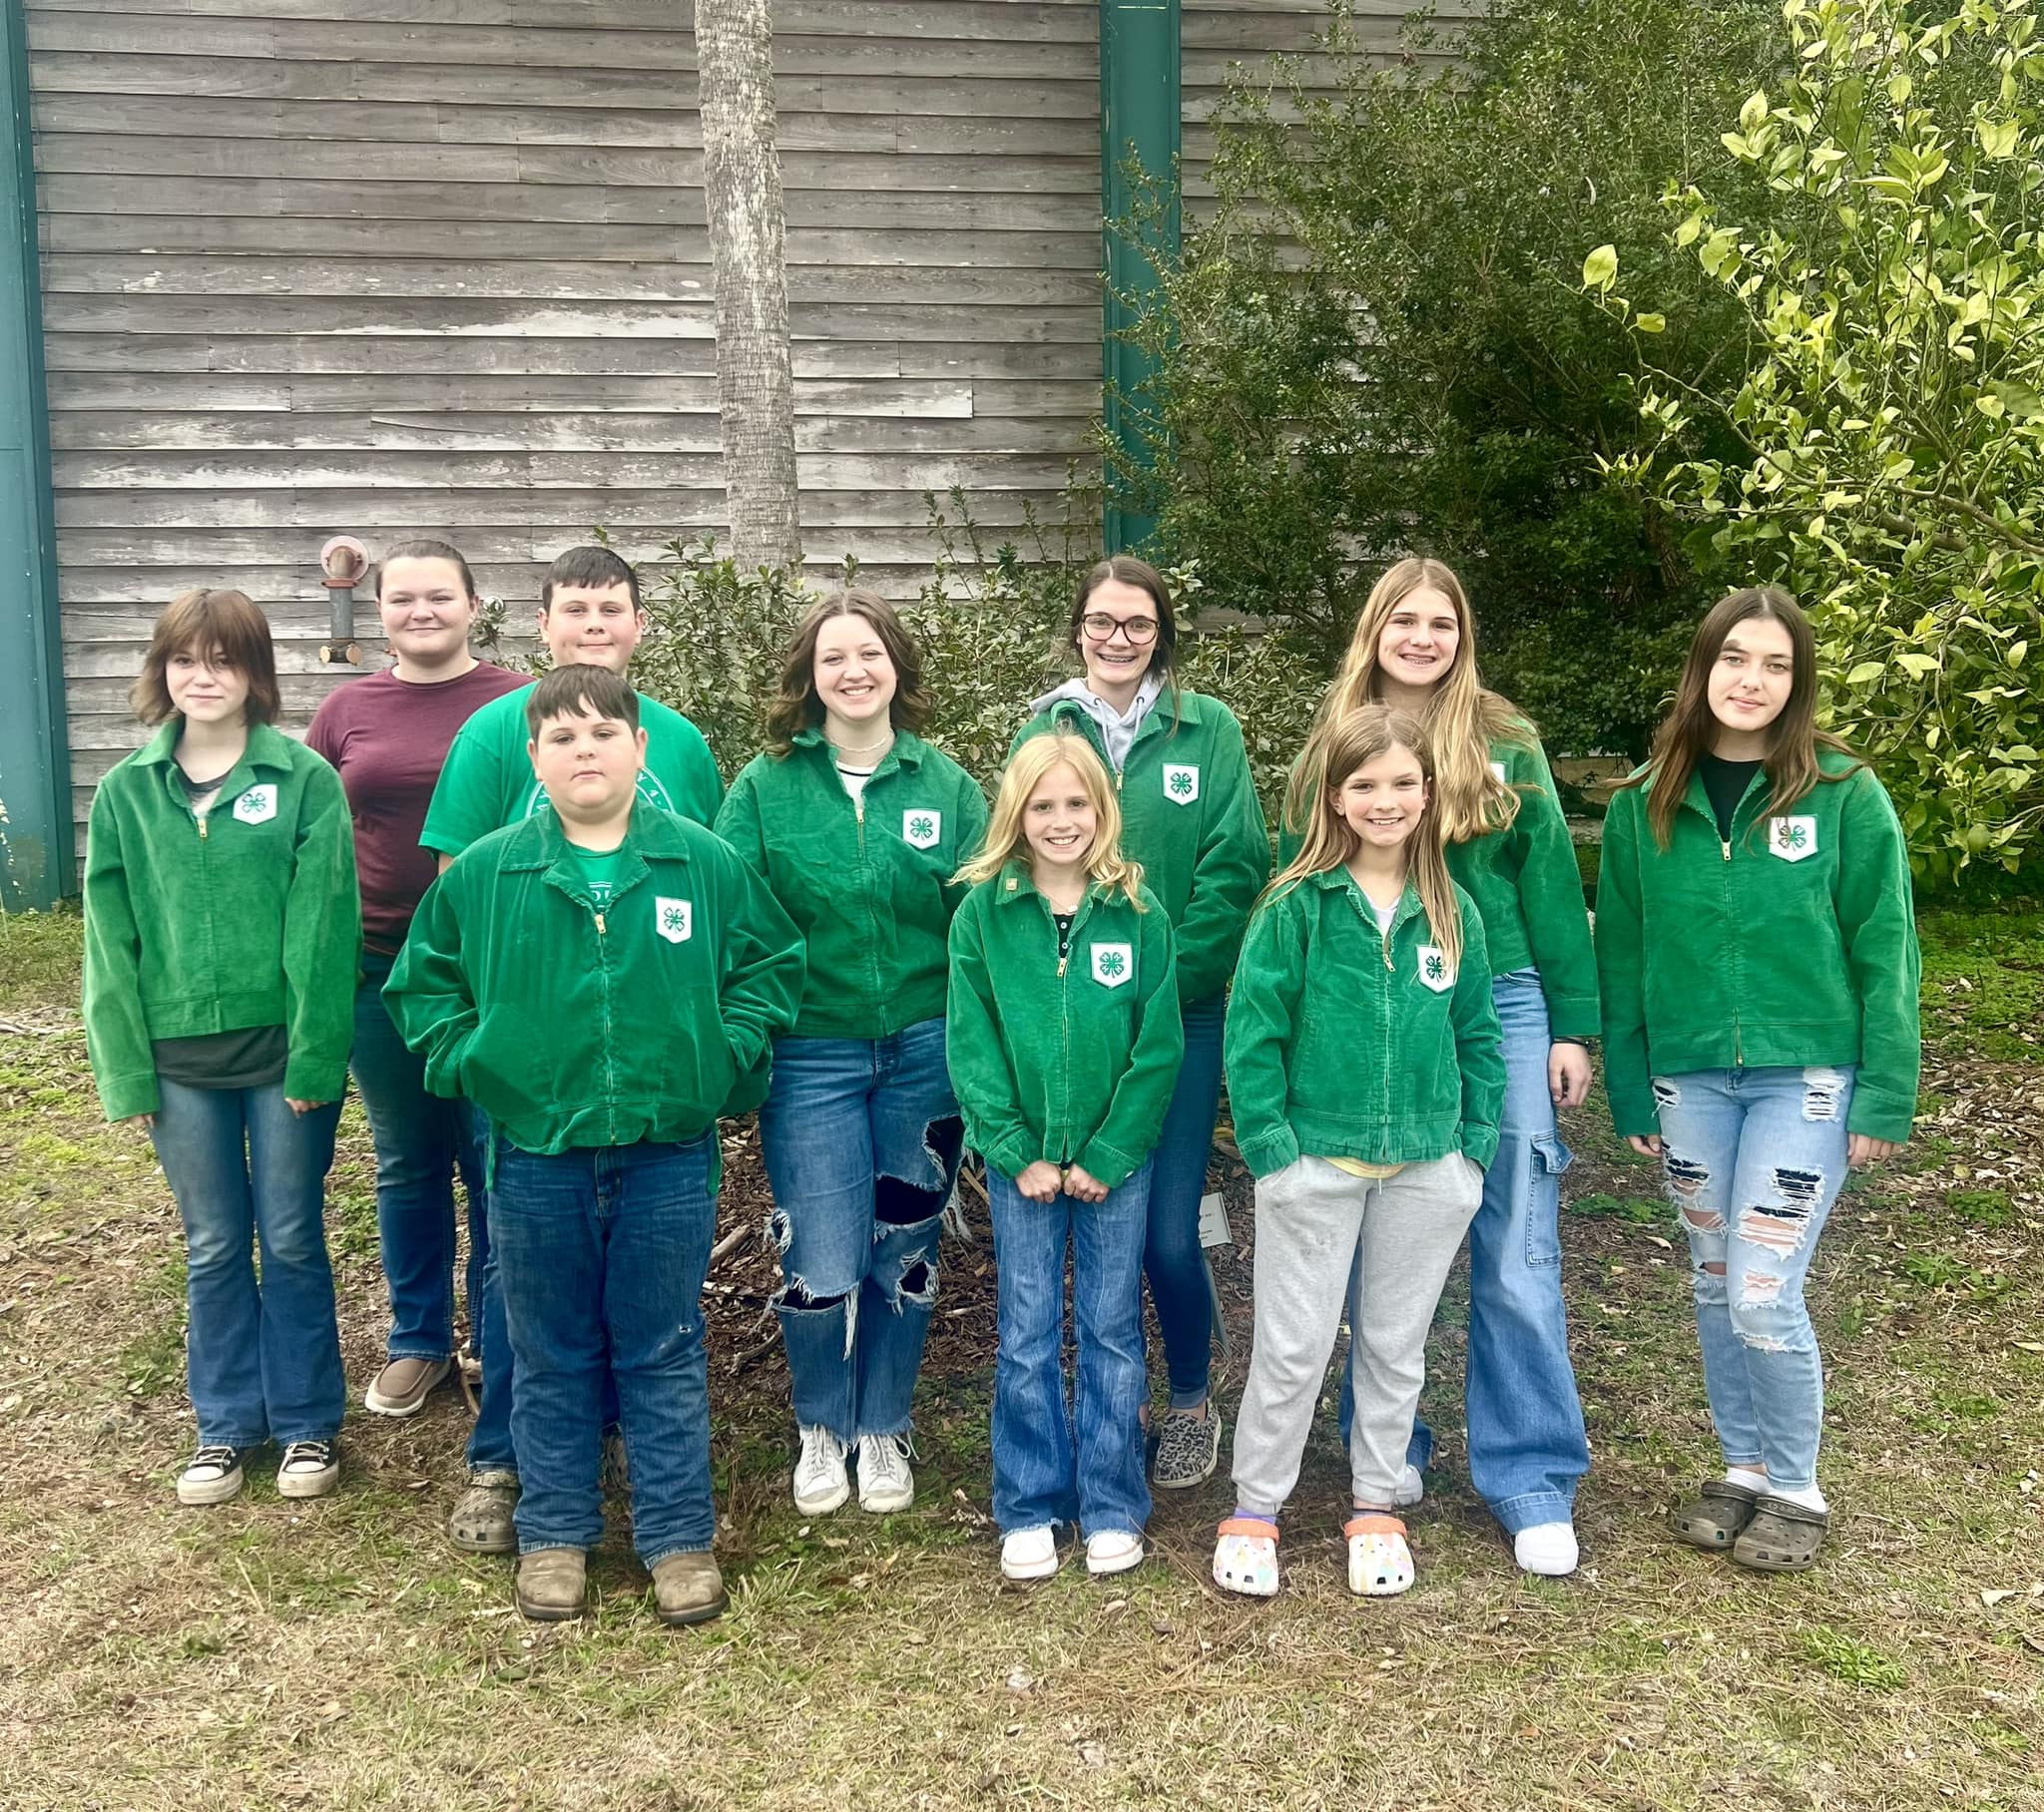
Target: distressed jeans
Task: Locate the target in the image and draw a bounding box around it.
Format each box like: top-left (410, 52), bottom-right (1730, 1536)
top-left (760, 1020), bottom-right (963, 1443)
top-left (1653, 1064), bottom-right (1855, 1492)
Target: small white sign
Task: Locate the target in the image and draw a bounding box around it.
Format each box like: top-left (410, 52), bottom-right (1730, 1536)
top-left (1415, 944), bottom-right (1454, 992)
top-left (654, 896), bottom-right (693, 944)
top-left (1198, 1188), bottom-right (1234, 1249)
top-left (231, 784), bottom-right (276, 824)
top-left (1769, 815), bottom-right (1818, 863)
top-left (1162, 763), bottom-right (1201, 806)
top-left (901, 809), bottom-right (943, 849)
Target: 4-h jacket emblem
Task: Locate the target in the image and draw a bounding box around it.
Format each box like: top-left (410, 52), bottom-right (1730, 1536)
top-left (1769, 815), bottom-right (1817, 863)
top-left (1162, 763), bottom-right (1201, 806)
top-left (1090, 942), bottom-right (1134, 989)
top-left (654, 897), bottom-right (693, 944)
top-left (901, 809), bottom-right (943, 849)
top-left (231, 784), bottom-right (277, 824)
top-left (1415, 945), bottom-right (1454, 993)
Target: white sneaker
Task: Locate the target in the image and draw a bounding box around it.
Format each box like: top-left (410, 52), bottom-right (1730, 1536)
top-left (276, 1439), bottom-right (339, 1500)
top-left (792, 1424), bottom-right (849, 1515)
top-left (1001, 1524), bottom-right (1060, 1582)
top-left (856, 1432), bottom-right (914, 1513)
top-left (1392, 1464), bottom-right (1425, 1509)
top-left (1084, 1530), bottom-right (1145, 1576)
top-left (1514, 1521), bottom-right (1580, 1577)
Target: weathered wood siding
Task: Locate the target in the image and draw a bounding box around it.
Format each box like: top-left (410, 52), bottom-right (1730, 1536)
top-left (30, 0), bottom-right (1107, 822)
top-left (32, 0), bottom-right (1456, 831)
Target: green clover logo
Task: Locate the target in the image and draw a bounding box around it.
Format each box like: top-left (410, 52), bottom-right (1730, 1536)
top-left (662, 904), bottom-right (688, 936)
top-left (1099, 949), bottom-right (1126, 978)
top-left (1424, 953), bottom-right (1446, 982)
top-left (1779, 821), bottom-right (1808, 851)
top-left (908, 814), bottom-right (935, 841)
top-left (1169, 770), bottom-right (1194, 797)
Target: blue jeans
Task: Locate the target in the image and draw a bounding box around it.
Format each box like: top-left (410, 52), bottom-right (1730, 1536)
top-left (1146, 993), bottom-right (1224, 1408)
top-left (1654, 1065), bottom-right (1853, 1493)
top-left (760, 1020), bottom-right (962, 1442)
top-left (351, 949), bottom-right (485, 1362)
top-left (1342, 969), bottom-right (1589, 1534)
top-left (988, 1161), bottom-right (1153, 1538)
top-left (149, 1079), bottom-right (345, 1448)
top-left (489, 1134), bottom-right (719, 1565)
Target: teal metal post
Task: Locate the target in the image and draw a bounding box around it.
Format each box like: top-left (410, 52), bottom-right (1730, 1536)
top-left (1100, 0), bottom-right (1180, 555)
top-left (0, 0), bottom-right (68, 909)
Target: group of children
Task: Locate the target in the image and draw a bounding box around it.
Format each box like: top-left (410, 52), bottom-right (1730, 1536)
top-left (79, 540), bottom-right (1920, 1626)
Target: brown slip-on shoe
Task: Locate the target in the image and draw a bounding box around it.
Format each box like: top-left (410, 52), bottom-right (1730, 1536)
top-left (651, 1552), bottom-right (727, 1626)
top-left (363, 1355), bottom-right (452, 1418)
top-left (515, 1547), bottom-right (587, 1621)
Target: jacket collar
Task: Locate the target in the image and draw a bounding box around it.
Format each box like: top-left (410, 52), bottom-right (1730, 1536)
top-left (498, 800), bottom-right (698, 875)
top-left (790, 723), bottom-right (927, 774)
top-left (1043, 684), bottom-right (1208, 739)
top-left (993, 861), bottom-right (1111, 911)
top-left (136, 718), bottom-right (297, 773)
top-left (1306, 865), bottom-right (1426, 933)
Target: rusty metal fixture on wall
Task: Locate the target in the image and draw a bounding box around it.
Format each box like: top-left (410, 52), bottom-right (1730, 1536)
top-left (317, 534), bottom-right (370, 666)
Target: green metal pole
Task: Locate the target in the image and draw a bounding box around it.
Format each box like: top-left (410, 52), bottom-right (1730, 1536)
top-left (1100, 0), bottom-right (1180, 555)
top-left (0, 0), bottom-right (69, 910)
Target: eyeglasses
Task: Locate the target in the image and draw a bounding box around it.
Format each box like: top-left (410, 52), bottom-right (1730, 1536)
top-left (1080, 613), bottom-right (1160, 646)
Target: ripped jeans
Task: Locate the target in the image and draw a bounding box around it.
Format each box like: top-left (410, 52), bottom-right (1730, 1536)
top-left (1653, 1064), bottom-right (1854, 1492)
top-left (760, 1020), bottom-right (964, 1444)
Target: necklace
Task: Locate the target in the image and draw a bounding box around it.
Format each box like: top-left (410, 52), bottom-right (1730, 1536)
top-left (829, 729), bottom-right (894, 756)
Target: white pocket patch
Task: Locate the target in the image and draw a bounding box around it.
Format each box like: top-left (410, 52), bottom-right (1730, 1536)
top-left (1415, 945), bottom-right (1454, 993)
top-left (1162, 763), bottom-right (1201, 806)
top-left (901, 809), bottom-right (942, 849)
top-left (231, 784), bottom-right (276, 825)
top-left (1489, 760), bottom-right (1509, 784)
top-left (1769, 815), bottom-right (1818, 863)
top-left (1090, 942), bottom-right (1134, 989)
top-left (654, 896), bottom-right (693, 944)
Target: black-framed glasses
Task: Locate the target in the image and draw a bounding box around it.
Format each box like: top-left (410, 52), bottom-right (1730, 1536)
top-left (1080, 613), bottom-right (1159, 645)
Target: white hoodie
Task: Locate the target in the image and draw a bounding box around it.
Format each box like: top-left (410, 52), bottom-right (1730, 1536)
top-left (1026, 673), bottom-right (1166, 773)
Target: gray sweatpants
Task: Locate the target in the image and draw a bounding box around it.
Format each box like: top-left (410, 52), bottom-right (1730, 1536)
top-left (1231, 1152), bottom-right (1483, 1517)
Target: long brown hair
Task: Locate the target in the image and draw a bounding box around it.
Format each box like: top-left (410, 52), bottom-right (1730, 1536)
top-left (1270, 703), bottom-right (1463, 972)
top-left (131, 589), bottom-right (280, 726)
top-left (1282, 557), bottom-right (1530, 847)
top-left (955, 732), bottom-right (1146, 907)
top-left (765, 589), bottom-right (932, 755)
top-left (1627, 586), bottom-right (1859, 850)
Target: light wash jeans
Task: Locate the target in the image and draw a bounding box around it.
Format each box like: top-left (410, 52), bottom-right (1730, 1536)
top-left (1653, 1064), bottom-right (1854, 1493)
top-left (759, 1018), bottom-right (963, 1443)
top-left (988, 1161), bottom-right (1153, 1539)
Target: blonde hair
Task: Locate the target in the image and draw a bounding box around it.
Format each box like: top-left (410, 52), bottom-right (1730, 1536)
top-left (1270, 703), bottom-right (1464, 973)
top-left (1282, 557), bottom-right (1531, 847)
top-left (956, 732), bottom-right (1146, 907)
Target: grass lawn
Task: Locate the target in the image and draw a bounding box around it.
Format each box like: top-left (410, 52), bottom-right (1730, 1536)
top-left (0, 902), bottom-right (2039, 1810)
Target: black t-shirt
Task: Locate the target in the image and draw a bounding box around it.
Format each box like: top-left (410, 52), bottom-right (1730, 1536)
top-left (1053, 910), bottom-right (1075, 964)
top-left (1699, 752), bottom-right (1766, 842)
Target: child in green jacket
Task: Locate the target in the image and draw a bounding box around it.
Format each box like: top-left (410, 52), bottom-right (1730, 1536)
top-left (386, 667), bottom-right (803, 1627)
top-left (948, 732), bottom-right (1184, 1585)
top-left (1597, 587), bottom-right (1920, 1574)
top-left (82, 589), bottom-right (360, 1510)
top-left (717, 591), bottom-right (989, 1522)
top-left (1220, 704), bottom-right (1503, 1601)
top-left (1011, 556), bottom-right (1269, 1493)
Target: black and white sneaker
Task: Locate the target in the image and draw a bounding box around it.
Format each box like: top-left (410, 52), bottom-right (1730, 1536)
top-left (276, 1440), bottom-right (340, 1500)
top-left (177, 1444), bottom-right (250, 1507)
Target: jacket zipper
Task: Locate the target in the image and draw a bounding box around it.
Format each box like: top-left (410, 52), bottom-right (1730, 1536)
top-left (593, 902), bottom-right (617, 1140)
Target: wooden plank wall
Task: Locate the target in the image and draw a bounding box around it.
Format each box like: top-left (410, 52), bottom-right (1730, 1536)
top-left (30, 0), bottom-right (1464, 832)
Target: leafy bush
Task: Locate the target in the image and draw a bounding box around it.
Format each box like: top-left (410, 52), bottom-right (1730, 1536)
top-left (1588, 0), bottom-right (2044, 880)
top-left (1111, 0), bottom-right (1790, 757)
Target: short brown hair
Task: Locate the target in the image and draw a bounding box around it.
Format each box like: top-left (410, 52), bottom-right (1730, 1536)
top-left (524, 662), bottom-right (641, 737)
top-left (764, 590), bottom-right (931, 754)
top-left (131, 588), bottom-right (280, 726)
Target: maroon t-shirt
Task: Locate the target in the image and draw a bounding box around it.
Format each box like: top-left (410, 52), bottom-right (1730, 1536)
top-left (307, 662), bottom-right (529, 955)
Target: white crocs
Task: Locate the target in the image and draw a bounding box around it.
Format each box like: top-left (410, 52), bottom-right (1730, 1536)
top-left (1345, 1514), bottom-right (1414, 1596)
top-left (1212, 1517), bottom-right (1279, 1596)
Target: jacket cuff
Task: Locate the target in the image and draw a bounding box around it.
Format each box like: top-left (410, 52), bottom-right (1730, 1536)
top-left (1076, 1137), bottom-right (1139, 1192)
top-left (1844, 1086), bottom-right (1916, 1145)
top-left (1607, 1080), bottom-right (1661, 1139)
top-left (1542, 990), bottom-right (1602, 1043)
top-left (99, 1071), bottom-right (161, 1124)
top-left (1460, 1124), bottom-right (1499, 1171)
top-left (1239, 1126), bottom-right (1300, 1179)
top-left (981, 1132), bottom-right (1041, 1183)
top-left (281, 1056), bottom-right (347, 1107)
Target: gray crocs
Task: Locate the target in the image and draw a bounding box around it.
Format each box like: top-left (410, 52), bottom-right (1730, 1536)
top-left (1732, 1495), bottom-right (1828, 1573)
top-left (1669, 1479), bottom-right (1761, 1551)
